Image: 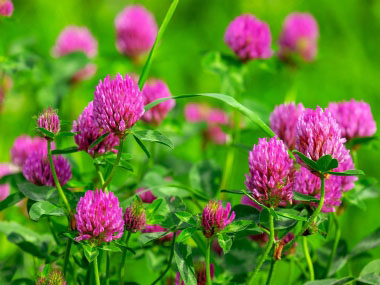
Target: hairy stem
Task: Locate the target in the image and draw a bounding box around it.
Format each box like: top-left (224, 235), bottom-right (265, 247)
top-left (326, 212), bottom-right (341, 277)
top-left (206, 238), bottom-right (212, 285)
top-left (248, 208), bottom-right (275, 285)
top-left (120, 231), bottom-right (132, 285)
top-left (93, 256), bottom-right (101, 285)
top-left (151, 231), bottom-right (177, 285)
top-left (47, 140), bottom-right (71, 212)
top-left (102, 137), bottom-right (125, 190)
top-left (303, 236), bottom-right (314, 281)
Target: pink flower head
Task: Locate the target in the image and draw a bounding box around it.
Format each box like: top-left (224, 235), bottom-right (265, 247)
top-left (22, 152), bottom-right (72, 187)
top-left (208, 109), bottom-right (229, 125)
top-left (37, 108), bottom-right (60, 137)
top-left (176, 262), bottom-right (214, 285)
top-left (52, 26), bottom-right (97, 58)
top-left (71, 63), bottom-right (97, 83)
top-left (201, 200), bottom-right (235, 238)
top-left (10, 135), bottom-right (48, 168)
top-left (294, 166), bottom-right (343, 212)
top-left (93, 74), bottom-right (144, 137)
top-left (73, 101), bottom-right (119, 157)
top-left (124, 200), bottom-right (146, 233)
top-left (224, 14), bottom-right (273, 61)
top-left (141, 79), bottom-right (175, 126)
top-left (115, 5), bottom-right (158, 59)
top-left (136, 188), bottom-right (157, 204)
top-left (75, 189), bottom-right (124, 243)
top-left (37, 267), bottom-right (66, 285)
top-left (204, 125), bottom-right (228, 145)
top-left (0, 0), bottom-right (13, 17)
top-left (295, 106), bottom-right (349, 169)
top-left (270, 102), bottom-right (304, 149)
top-left (278, 12), bottom-right (319, 62)
top-left (0, 163), bottom-right (11, 201)
top-left (184, 103), bottom-right (209, 122)
top-left (142, 224), bottom-right (174, 242)
top-left (328, 99), bottom-right (377, 141)
top-left (245, 137), bottom-right (294, 207)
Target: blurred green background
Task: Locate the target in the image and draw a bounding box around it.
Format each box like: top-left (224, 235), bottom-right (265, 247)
top-left (1, 0), bottom-right (380, 283)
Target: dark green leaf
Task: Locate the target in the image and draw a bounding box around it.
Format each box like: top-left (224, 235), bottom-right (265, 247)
top-left (138, 230), bottom-right (171, 245)
top-left (317, 155), bottom-right (333, 171)
top-left (133, 134), bottom-right (150, 159)
top-left (222, 220), bottom-right (253, 233)
top-left (82, 244), bottom-right (99, 263)
top-left (232, 204), bottom-right (260, 223)
top-left (358, 259), bottom-right (380, 285)
top-left (276, 209), bottom-right (307, 221)
top-left (99, 244), bottom-right (122, 253)
top-left (293, 150), bottom-right (320, 172)
top-left (0, 192), bottom-right (25, 211)
top-left (218, 233), bottom-right (233, 254)
top-left (328, 169), bottom-right (364, 176)
top-left (56, 131), bottom-right (76, 138)
top-left (174, 242), bottom-right (197, 285)
top-left (175, 211), bottom-right (197, 226)
top-left (36, 127), bottom-right (55, 139)
top-left (176, 227), bottom-right (198, 243)
top-left (221, 189), bottom-right (245, 195)
top-left (304, 277), bottom-right (355, 285)
top-left (52, 146), bottom-right (78, 155)
top-left (133, 130), bottom-right (173, 149)
top-left (293, 192), bottom-right (320, 202)
top-left (17, 182), bottom-right (55, 202)
top-left (189, 160), bottom-right (222, 199)
top-left (349, 227), bottom-right (380, 258)
top-left (88, 132), bottom-right (110, 150)
top-left (29, 201), bottom-right (65, 221)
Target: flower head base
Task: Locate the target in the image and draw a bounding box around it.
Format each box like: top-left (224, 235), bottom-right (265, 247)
top-left (295, 107), bottom-right (349, 170)
top-left (136, 188), bottom-right (157, 203)
top-left (124, 200), bottom-right (146, 233)
top-left (23, 152), bottom-right (72, 187)
top-left (141, 79), bottom-right (175, 126)
top-left (37, 108), bottom-right (60, 138)
top-left (115, 5), bottom-right (158, 59)
top-left (73, 101), bottom-right (119, 157)
top-left (270, 102), bottom-right (304, 149)
top-left (0, 0), bottom-right (13, 17)
top-left (93, 74), bottom-right (144, 137)
top-left (75, 189), bottom-right (124, 244)
top-left (176, 262), bottom-right (214, 285)
top-left (328, 99), bottom-right (377, 141)
top-left (245, 137), bottom-right (294, 207)
top-left (201, 200), bottom-right (235, 238)
top-left (224, 14), bottom-right (273, 61)
top-left (52, 26), bottom-right (98, 58)
top-left (278, 13), bottom-right (319, 62)
top-left (10, 135), bottom-right (48, 168)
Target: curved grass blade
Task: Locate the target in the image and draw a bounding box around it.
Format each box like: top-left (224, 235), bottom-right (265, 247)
top-left (138, 0), bottom-right (179, 90)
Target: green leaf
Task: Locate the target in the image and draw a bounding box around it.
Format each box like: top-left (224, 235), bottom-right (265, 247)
top-left (82, 244), bottom-right (99, 263)
top-left (176, 227), bottom-right (198, 243)
top-left (293, 150), bottom-right (320, 172)
top-left (99, 244), bottom-right (122, 253)
top-left (56, 131), bottom-right (77, 138)
top-left (221, 189), bottom-right (245, 195)
top-left (0, 192), bottom-right (25, 211)
top-left (36, 127), bottom-right (55, 139)
top-left (349, 227), bottom-right (380, 258)
top-left (138, 0), bottom-right (179, 89)
top-left (304, 277), bottom-right (355, 285)
top-left (222, 220), bottom-right (253, 233)
top-left (293, 192), bottom-right (320, 202)
top-left (29, 201), bottom-right (65, 221)
top-left (231, 204), bottom-right (260, 223)
top-left (52, 146), bottom-right (78, 155)
top-left (327, 169), bottom-right (365, 176)
top-left (358, 259), bottom-right (380, 284)
top-left (316, 155), bottom-right (339, 171)
top-left (145, 93), bottom-right (275, 137)
top-left (88, 132), bottom-right (110, 150)
top-left (133, 130), bottom-right (173, 149)
top-left (133, 134), bottom-right (150, 159)
top-left (174, 242), bottom-right (197, 285)
top-left (138, 230), bottom-right (171, 245)
top-left (175, 211), bottom-right (197, 226)
top-left (276, 209), bottom-right (307, 221)
top-left (218, 233), bottom-right (233, 254)
top-left (17, 182), bottom-right (56, 202)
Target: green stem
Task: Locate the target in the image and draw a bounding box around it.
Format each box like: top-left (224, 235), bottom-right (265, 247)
top-left (287, 175), bottom-right (325, 251)
top-left (120, 231), bottom-right (132, 285)
top-left (47, 217), bottom-right (60, 246)
top-left (266, 258), bottom-right (277, 285)
top-left (220, 145), bottom-right (235, 191)
top-left (151, 231), bottom-right (177, 285)
top-left (206, 238), bottom-right (212, 285)
top-left (93, 256), bottom-right (101, 285)
top-left (47, 140), bottom-right (71, 213)
top-left (326, 212), bottom-right (341, 277)
top-left (303, 236), bottom-right (314, 281)
top-left (102, 137), bottom-right (125, 190)
top-left (105, 252), bottom-right (110, 285)
top-left (63, 239), bottom-right (72, 277)
top-left (248, 207), bottom-right (275, 285)
top-left (95, 164), bottom-right (105, 187)
top-left (287, 257), bottom-right (294, 285)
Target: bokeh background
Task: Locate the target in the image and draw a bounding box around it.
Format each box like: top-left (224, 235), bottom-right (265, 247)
top-left (1, 0), bottom-right (380, 283)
